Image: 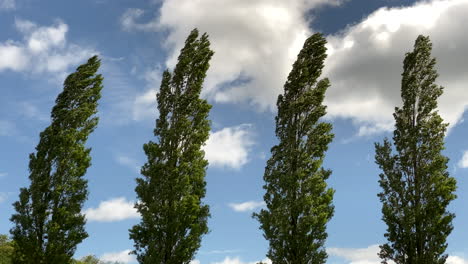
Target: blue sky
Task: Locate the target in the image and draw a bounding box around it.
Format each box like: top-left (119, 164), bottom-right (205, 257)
top-left (1, 0), bottom-right (468, 263)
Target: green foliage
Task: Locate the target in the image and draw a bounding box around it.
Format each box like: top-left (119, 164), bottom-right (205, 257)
top-left (254, 33), bottom-right (335, 264)
top-left (0, 235), bottom-right (14, 264)
top-left (73, 255), bottom-right (100, 264)
top-left (129, 29), bottom-right (214, 264)
top-left (72, 255), bottom-right (123, 264)
top-left (9, 56), bottom-right (103, 264)
top-left (375, 35), bottom-right (457, 264)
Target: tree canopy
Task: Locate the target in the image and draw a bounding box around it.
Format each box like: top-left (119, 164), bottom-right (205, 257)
top-left (254, 33), bottom-right (335, 264)
top-left (376, 35), bottom-right (457, 264)
top-left (129, 29), bottom-right (214, 264)
top-left (10, 56), bottom-right (103, 264)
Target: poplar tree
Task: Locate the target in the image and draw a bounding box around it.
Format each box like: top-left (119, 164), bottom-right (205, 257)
top-left (375, 35), bottom-right (457, 264)
top-left (10, 56), bottom-right (103, 264)
top-left (129, 29), bottom-right (214, 264)
top-left (254, 33), bottom-right (335, 264)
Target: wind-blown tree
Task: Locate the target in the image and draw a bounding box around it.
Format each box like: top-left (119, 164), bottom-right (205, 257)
top-left (10, 56), bottom-right (103, 264)
top-left (129, 29), bottom-right (214, 264)
top-left (375, 35), bottom-right (457, 264)
top-left (254, 33), bottom-right (335, 264)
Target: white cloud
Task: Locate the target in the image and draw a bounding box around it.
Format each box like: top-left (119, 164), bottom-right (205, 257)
top-left (0, 43), bottom-right (28, 71)
top-left (203, 124), bottom-right (254, 169)
top-left (328, 245), bottom-right (468, 264)
top-left (120, 0), bottom-right (341, 110)
top-left (132, 66), bottom-right (161, 121)
top-left (15, 19), bottom-right (68, 53)
top-left (211, 257), bottom-right (271, 264)
top-left (115, 155), bottom-right (141, 173)
top-left (0, 0), bottom-right (15, 10)
top-left (323, 0), bottom-right (468, 135)
top-left (0, 19), bottom-right (95, 78)
top-left (133, 88), bottom-right (156, 121)
top-left (100, 249), bottom-right (136, 264)
top-left (121, 8), bottom-right (158, 32)
top-left (122, 0), bottom-right (468, 136)
top-left (99, 62), bottom-right (161, 124)
top-left (328, 245), bottom-right (382, 264)
top-left (0, 172), bottom-right (7, 178)
top-left (448, 256), bottom-right (468, 264)
top-left (83, 197), bottom-right (139, 222)
top-left (458, 151), bottom-right (468, 168)
top-left (228, 201), bottom-right (265, 212)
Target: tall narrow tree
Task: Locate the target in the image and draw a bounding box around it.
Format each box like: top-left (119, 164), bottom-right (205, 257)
top-left (10, 56), bottom-right (103, 264)
top-left (129, 29), bottom-right (214, 264)
top-left (254, 33), bottom-right (335, 264)
top-left (375, 35), bottom-right (457, 264)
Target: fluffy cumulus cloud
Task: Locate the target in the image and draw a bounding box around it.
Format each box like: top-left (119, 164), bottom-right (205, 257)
top-left (83, 197), bottom-right (139, 222)
top-left (328, 245), bottom-right (383, 264)
top-left (448, 256), bottom-right (468, 264)
top-left (323, 0), bottom-right (468, 135)
top-left (113, 124), bottom-right (255, 170)
top-left (212, 257), bottom-right (271, 264)
top-left (122, 0), bottom-right (468, 136)
top-left (121, 0), bottom-right (341, 110)
top-left (0, 19), bottom-right (94, 78)
top-left (131, 66), bottom-right (161, 121)
top-left (203, 124), bottom-right (255, 169)
top-left (328, 245), bottom-right (468, 264)
top-left (228, 201), bottom-right (265, 212)
top-left (458, 151), bottom-right (468, 168)
top-left (100, 249), bottom-right (136, 264)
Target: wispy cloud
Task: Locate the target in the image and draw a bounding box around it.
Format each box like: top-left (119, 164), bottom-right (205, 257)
top-left (83, 197), bottom-right (139, 222)
top-left (458, 150), bottom-right (468, 168)
top-left (18, 102), bottom-right (49, 122)
top-left (228, 201), bottom-right (265, 212)
top-left (0, 0), bottom-right (15, 10)
top-left (99, 60), bottom-right (160, 124)
top-left (0, 172), bottom-right (7, 178)
top-left (115, 155), bottom-right (141, 174)
top-left (131, 65), bottom-right (162, 121)
top-left (0, 192), bottom-right (10, 203)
